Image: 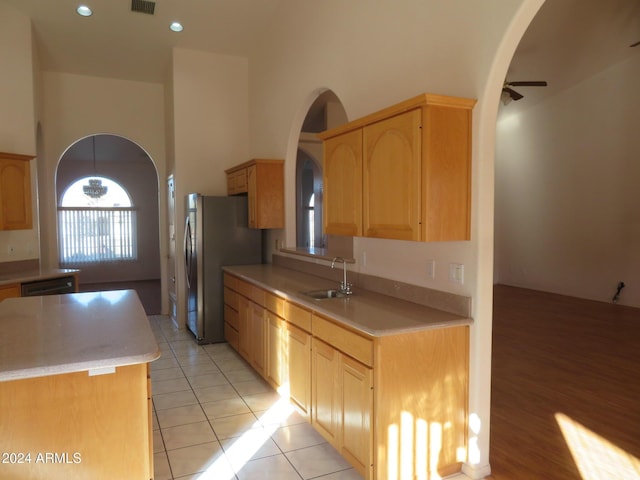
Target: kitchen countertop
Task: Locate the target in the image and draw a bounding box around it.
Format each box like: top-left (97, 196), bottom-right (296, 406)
top-left (223, 264), bottom-right (472, 337)
top-left (0, 289), bottom-right (160, 382)
top-left (0, 267), bottom-right (79, 287)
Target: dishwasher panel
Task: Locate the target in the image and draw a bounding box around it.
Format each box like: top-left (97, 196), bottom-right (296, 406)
top-left (21, 276), bottom-right (77, 297)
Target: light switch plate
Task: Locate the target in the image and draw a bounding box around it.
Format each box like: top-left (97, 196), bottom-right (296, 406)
top-left (449, 263), bottom-right (464, 284)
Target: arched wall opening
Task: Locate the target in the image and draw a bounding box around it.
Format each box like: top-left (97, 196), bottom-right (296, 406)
top-left (55, 134), bottom-right (162, 312)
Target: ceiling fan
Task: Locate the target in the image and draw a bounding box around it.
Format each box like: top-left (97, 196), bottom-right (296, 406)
top-left (501, 81), bottom-right (548, 104)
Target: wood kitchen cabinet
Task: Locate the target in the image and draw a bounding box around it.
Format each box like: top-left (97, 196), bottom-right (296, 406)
top-left (363, 109), bottom-right (422, 240)
top-left (312, 314), bottom-right (374, 478)
top-left (224, 275), bottom-right (313, 418)
top-left (0, 152), bottom-right (34, 230)
top-left (285, 322), bottom-right (311, 418)
top-left (248, 301), bottom-right (266, 376)
top-left (223, 271), bottom-right (469, 479)
top-left (318, 93), bottom-right (476, 242)
top-left (0, 283), bottom-right (20, 302)
top-left (311, 337), bottom-right (373, 478)
top-left (312, 338), bottom-right (342, 443)
top-left (225, 159), bottom-right (284, 229)
top-left (266, 311), bottom-right (287, 389)
top-left (323, 129), bottom-right (363, 236)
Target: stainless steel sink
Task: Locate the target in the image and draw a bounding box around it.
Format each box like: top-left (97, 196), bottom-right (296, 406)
top-left (302, 289), bottom-right (349, 300)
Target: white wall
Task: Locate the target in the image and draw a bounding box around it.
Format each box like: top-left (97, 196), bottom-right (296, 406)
top-left (495, 54), bottom-right (640, 307)
top-left (171, 48), bottom-right (250, 325)
top-left (245, 0), bottom-right (543, 476)
top-left (0, 3), bottom-right (38, 264)
top-left (38, 72), bottom-right (167, 291)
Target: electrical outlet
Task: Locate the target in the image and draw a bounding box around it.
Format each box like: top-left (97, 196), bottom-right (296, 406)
top-left (361, 251), bottom-right (367, 266)
top-left (449, 263), bottom-right (464, 284)
top-left (7, 245), bottom-right (15, 256)
top-left (426, 259), bottom-right (435, 279)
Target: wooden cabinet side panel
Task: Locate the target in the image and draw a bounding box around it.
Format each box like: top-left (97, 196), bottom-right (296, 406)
top-left (253, 162), bottom-right (285, 229)
top-left (323, 130), bottom-right (363, 236)
top-left (363, 110), bottom-right (422, 241)
top-left (374, 326), bottom-right (469, 479)
top-left (0, 159), bottom-right (32, 230)
top-left (422, 105), bottom-right (472, 241)
top-left (0, 364), bottom-right (151, 479)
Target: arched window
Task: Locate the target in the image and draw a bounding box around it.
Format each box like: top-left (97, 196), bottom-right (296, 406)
top-left (58, 176), bottom-right (137, 265)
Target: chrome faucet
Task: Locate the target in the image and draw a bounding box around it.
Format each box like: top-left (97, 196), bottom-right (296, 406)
top-left (331, 257), bottom-right (353, 295)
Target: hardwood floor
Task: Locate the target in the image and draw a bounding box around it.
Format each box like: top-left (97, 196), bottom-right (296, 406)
top-left (488, 285), bottom-right (640, 480)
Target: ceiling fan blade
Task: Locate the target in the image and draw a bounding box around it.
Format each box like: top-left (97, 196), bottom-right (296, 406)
top-left (630, 40), bottom-right (640, 48)
top-left (503, 87), bottom-right (524, 101)
top-left (507, 81), bottom-right (548, 87)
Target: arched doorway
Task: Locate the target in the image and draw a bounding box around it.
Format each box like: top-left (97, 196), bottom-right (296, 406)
top-left (489, 1), bottom-right (640, 478)
top-left (55, 134), bottom-right (161, 314)
top-left (293, 89), bottom-right (353, 259)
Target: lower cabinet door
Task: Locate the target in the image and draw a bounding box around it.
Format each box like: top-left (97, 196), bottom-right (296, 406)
top-left (340, 355), bottom-right (373, 478)
top-left (311, 338), bottom-right (341, 444)
top-left (249, 302), bottom-right (266, 376)
top-left (266, 312), bottom-right (287, 389)
top-left (286, 323), bottom-right (311, 418)
top-left (238, 296), bottom-right (251, 361)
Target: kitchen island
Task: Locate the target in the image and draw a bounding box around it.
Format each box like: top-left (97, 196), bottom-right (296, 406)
top-left (0, 290), bottom-right (160, 480)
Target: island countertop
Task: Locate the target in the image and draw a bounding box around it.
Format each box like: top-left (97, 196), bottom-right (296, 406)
top-left (223, 264), bottom-right (472, 336)
top-left (0, 289), bottom-right (160, 382)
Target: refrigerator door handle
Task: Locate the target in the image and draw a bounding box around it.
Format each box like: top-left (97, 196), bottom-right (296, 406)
top-left (184, 216), bottom-right (192, 289)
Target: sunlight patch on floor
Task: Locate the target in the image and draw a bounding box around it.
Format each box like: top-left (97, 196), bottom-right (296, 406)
top-left (556, 413), bottom-right (640, 480)
top-left (190, 396), bottom-right (295, 479)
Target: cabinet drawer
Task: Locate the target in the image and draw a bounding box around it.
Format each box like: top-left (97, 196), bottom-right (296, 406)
top-left (312, 314), bottom-right (373, 367)
top-left (223, 273), bottom-right (238, 291)
top-left (224, 304), bottom-right (239, 330)
top-left (265, 291), bottom-right (285, 317)
top-left (237, 281), bottom-right (265, 306)
top-left (285, 301), bottom-right (312, 332)
top-left (224, 287), bottom-right (239, 311)
top-left (227, 168), bottom-right (248, 195)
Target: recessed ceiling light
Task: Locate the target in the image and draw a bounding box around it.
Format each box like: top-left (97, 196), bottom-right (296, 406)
top-left (76, 5), bottom-right (92, 17)
top-left (170, 22), bottom-right (183, 33)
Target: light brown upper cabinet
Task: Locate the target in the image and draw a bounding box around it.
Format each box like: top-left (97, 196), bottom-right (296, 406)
top-left (225, 159), bottom-right (284, 229)
top-left (0, 152), bottom-right (34, 231)
top-left (318, 94), bottom-right (476, 242)
top-left (323, 129), bottom-right (363, 236)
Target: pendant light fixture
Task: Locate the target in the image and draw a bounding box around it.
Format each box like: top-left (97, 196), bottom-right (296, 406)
top-left (82, 136), bottom-right (108, 199)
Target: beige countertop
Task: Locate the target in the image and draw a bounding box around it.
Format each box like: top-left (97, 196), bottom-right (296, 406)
top-left (0, 289), bottom-right (160, 382)
top-left (223, 264), bottom-right (472, 337)
top-left (0, 267), bottom-right (79, 287)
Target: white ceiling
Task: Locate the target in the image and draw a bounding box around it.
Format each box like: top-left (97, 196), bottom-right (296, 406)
top-left (3, 0), bottom-right (640, 101)
top-left (3, 0), bottom-right (283, 83)
top-left (505, 0), bottom-right (640, 107)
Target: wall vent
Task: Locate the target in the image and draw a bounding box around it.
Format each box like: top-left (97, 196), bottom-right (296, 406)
top-left (131, 0), bottom-right (156, 15)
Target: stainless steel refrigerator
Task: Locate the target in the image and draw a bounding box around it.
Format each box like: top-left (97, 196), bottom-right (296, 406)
top-left (184, 194), bottom-right (262, 344)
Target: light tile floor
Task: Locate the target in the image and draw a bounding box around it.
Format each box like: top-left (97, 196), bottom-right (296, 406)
top-left (149, 315), bottom-right (363, 480)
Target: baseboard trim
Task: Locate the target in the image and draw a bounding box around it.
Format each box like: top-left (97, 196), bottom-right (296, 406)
top-left (460, 462), bottom-right (492, 479)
